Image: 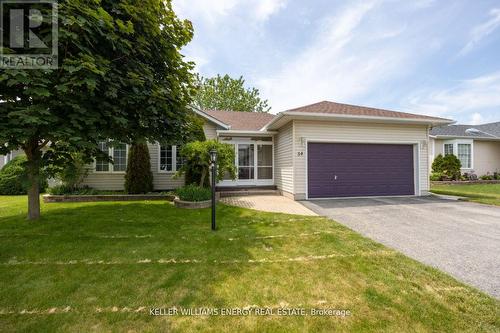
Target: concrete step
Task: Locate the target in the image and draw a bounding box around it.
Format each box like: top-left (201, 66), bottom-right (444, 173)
top-left (219, 189), bottom-right (280, 197)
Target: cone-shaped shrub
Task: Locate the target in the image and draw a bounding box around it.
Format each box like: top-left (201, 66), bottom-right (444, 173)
top-left (125, 142), bottom-right (153, 194)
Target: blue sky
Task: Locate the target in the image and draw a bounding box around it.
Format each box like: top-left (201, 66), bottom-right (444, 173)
top-left (173, 0), bottom-right (500, 124)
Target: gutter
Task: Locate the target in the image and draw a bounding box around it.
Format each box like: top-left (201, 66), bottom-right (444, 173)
top-left (216, 130), bottom-right (277, 136)
top-left (261, 111), bottom-right (454, 130)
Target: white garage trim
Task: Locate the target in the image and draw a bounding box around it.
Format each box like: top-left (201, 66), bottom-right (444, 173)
top-left (304, 139), bottom-right (421, 200)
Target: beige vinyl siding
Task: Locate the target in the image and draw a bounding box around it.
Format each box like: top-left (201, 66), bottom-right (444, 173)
top-left (149, 143), bottom-right (185, 190)
top-left (293, 120), bottom-right (430, 199)
top-left (473, 141), bottom-right (500, 176)
top-left (274, 121), bottom-right (294, 195)
top-left (203, 121), bottom-right (218, 140)
top-left (83, 143), bottom-right (185, 191)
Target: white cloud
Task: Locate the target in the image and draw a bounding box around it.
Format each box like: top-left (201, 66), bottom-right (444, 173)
top-left (404, 71), bottom-right (500, 123)
top-left (257, 1), bottom-right (435, 112)
top-left (253, 0), bottom-right (288, 21)
top-left (459, 8), bottom-right (500, 56)
top-left (470, 113), bottom-right (484, 125)
top-left (173, 0), bottom-right (287, 24)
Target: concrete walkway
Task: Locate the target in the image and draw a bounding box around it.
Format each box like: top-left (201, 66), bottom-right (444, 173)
top-left (221, 195), bottom-right (317, 216)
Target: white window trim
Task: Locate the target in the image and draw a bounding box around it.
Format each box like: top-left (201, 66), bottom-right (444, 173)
top-left (443, 139), bottom-right (473, 170)
top-left (157, 144), bottom-right (182, 174)
top-left (94, 142), bottom-right (129, 174)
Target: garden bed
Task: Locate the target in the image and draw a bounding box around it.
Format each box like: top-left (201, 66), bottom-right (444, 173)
top-left (43, 193), bottom-right (175, 203)
top-left (430, 180), bottom-right (500, 185)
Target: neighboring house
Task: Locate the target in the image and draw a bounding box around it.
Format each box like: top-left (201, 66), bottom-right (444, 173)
top-left (429, 122), bottom-right (500, 176)
top-left (0, 101), bottom-right (453, 199)
top-left (0, 150), bottom-right (23, 170)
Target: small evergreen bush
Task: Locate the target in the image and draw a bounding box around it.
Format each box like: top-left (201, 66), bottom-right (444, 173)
top-left (176, 184), bottom-right (212, 202)
top-left (0, 155), bottom-right (48, 195)
top-left (432, 153), bottom-right (461, 180)
top-left (125, 142), bottom-right (154, 194)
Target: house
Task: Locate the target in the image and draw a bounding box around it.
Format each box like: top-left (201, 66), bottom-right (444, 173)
top-left (429, 122), bottom-right (500, 176)
top-left (0, 101), bottom-right (453, 199)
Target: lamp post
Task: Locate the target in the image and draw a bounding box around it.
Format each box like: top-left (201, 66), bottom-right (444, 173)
top-left (209, 149), bottom-right (218, 231)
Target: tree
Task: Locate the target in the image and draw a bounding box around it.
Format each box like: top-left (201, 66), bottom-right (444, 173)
top-left (125, 142), bottom-right (154, 194)
top-left (193, 74), bottom-right (271, 113)
top-left (0, 0), bottom-right (196, 219)
top-left (176, 140), bottom-right (236, 187)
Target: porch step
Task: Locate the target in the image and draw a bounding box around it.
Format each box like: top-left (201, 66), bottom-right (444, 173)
top-left (219, 189), bottom-right (280, 197)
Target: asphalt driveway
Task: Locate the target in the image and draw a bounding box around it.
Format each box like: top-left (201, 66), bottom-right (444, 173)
top-left (301, 196), bottom-right (500, 298)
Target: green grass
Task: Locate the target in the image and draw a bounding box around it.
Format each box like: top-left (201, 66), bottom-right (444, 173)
top-left (430, 184), bottom-right (500, 206)
top-left (0, 196), bottom-right (498, 332)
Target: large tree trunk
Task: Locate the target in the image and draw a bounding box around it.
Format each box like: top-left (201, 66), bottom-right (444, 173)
top-left (25, 141), bottom-right (42, 220)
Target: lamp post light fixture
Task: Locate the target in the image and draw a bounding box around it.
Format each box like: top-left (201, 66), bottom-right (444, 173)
top-left (209, 149), bottom-right (218, 231)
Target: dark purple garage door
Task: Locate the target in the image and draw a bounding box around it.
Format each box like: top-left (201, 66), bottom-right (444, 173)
top-left (308, 143), bottom-right (415, 198)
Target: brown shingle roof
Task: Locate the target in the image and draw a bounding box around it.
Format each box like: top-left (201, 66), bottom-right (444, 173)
top-left (202, 110), bottom-right (276, 131)
top-left (286, 101), bottom-right (451, 121)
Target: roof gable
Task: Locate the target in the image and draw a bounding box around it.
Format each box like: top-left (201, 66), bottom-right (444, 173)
top-left (201, 110), bottom-right (276, 131)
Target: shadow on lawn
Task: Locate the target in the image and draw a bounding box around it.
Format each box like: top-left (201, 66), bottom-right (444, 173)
top-left (0, 200), bottom-right (281, 314)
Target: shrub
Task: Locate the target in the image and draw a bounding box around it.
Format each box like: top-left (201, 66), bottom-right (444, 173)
top-left (176, 184), bottom-right (212, 202)
top-left (54, 152), bottom-right (89, 190)
top-left (462, 171), bottom-right (478, 181)
top-left (0, 155), bottom-right (48, 195)
top-left (176, 140), bottom-right (236, 187)
top-left (48, 185), bottom-right (100, 195)
top-left (125, 142), bottom-right (154, 194)
top-left (494, 172), bottom-right (500, 180)
top-left (432, 154), bottom-right (461, 180)
top-left (431, 154), bottom-right (444, 173)
top-left (430, 172), bottom-right (443, 181)
top-left (479, 173), bottom-right (494, 180)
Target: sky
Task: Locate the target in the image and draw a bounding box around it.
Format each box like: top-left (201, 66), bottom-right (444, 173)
top-left (173, 0), bottom-right (500, 125)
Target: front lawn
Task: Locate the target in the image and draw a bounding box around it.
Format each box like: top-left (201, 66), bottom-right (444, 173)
top-left (430, 184), bottom-right (500, 206)
top-left (0, 196), bottom-right (498, 332)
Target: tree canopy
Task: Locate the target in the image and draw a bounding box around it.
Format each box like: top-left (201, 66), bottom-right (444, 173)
top-left (0, 0), bottom-right (197, 219)
top-left (193, 74), bottom-right (271, 113)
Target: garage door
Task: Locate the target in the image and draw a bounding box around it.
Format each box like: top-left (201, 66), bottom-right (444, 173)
top-left (308, 143), bottom-right (415, 198)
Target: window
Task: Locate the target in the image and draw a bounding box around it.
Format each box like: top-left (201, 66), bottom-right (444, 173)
top-left (257, 144), bottom-right (273, 179)
top-left (95, 141), bottom-right (110, 172)
top-left (159, 145), bottom-right (183, 172)
top-left (159, 145), bottom-right (173, 172)
top-left (95, 141), bottom-right (128, 172)
top-left (458, 144), bottom-right (471, 168)
top-left (113, 143), bottom-right (127, 172)
top-left (444, 143), bottom-right (454, 155)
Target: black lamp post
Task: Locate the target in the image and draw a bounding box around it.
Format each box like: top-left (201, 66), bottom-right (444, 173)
top-left (209, 149), bottom-right (218, 231)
